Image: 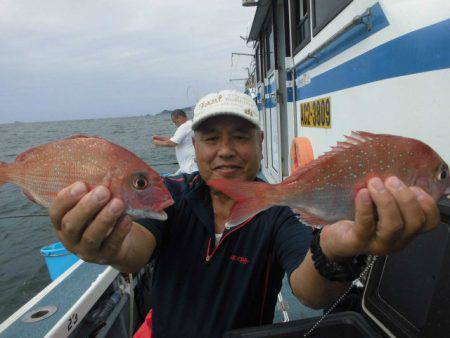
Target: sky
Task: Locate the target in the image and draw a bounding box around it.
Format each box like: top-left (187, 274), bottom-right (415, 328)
top-left (0, 0), bottom-right (256, 123)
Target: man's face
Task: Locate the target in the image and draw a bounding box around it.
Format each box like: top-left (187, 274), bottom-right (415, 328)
top-left (193, 115), bottom-right (263, 182)
top-left (171, 115), bottom-right (179, 125)
top-left (172, 114), bottom-right (186, 127)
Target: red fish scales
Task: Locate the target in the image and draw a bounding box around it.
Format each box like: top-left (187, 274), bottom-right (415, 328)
top-left (0, 135), bottom-right (174, 219)
top-left (208, 131), bottom-right (449, 227)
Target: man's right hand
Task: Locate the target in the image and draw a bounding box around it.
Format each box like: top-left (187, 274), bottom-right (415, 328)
top-left (49, 182), bottom-right (132, 265)
top-left (152, 135), bottom-right (166, 141)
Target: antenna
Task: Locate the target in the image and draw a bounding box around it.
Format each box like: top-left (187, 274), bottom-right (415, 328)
top-left (186, 85), bottom-right (198, 105)
top-left (231, 52), bottom-right (255, 57)
top-left (242, 0), bottom-right (258, 7)
top-left (231, 52), bottom-right (255, 67)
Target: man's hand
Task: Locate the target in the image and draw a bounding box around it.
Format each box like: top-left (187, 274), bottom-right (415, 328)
top-left (320, 176), bottom-right (441, 261)
top-left (152, 135), bottom-right (168, 142)
top-left (290, 176), bottom-right (441, 309)
top-left (49, 182), bottom-right (132, 265)
top-left (152, 136), bottom-right (177, 147)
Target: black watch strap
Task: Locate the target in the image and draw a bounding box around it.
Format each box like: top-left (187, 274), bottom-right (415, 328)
top-left (310, 228), bottom-right (367, 282)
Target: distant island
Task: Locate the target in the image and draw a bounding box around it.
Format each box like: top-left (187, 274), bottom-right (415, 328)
top-left (152, 106), bottom-right (194, 118)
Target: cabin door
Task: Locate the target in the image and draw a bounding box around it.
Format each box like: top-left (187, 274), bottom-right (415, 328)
top-left (261, 14), bottom-right (282, 183)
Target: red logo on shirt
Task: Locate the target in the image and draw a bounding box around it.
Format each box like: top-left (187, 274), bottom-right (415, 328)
top-left (230, 255), bottom-right (249, 264)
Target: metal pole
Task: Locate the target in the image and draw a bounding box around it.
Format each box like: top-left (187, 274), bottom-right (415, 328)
top-left (287, 0), bottom-right (298, 138)
top-left (231, 52), bottom-right (255, 57)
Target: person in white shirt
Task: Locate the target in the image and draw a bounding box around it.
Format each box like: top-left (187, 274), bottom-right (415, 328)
top-left (152, 109), bottom-right (198, 174)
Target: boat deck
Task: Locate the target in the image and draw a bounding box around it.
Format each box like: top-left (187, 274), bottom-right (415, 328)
top-left (0, 261), bottom-right (118, 338)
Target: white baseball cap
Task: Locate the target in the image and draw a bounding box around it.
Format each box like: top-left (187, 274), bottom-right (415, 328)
top-left (192, 90), bottom-right (260, 130)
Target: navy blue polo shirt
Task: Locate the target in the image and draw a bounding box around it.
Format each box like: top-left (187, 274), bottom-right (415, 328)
top-left (138, 172), bottom-right (312, 338)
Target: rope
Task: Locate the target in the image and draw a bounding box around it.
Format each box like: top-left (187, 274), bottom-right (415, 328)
top-left (0, 213), bottom-right (48, 220)
top-left (128, 273), bottom-right (134, 338)
top-left (303, 256), bottom-right (378, 337)
top-left (151, 161), bottom-right (178, 167)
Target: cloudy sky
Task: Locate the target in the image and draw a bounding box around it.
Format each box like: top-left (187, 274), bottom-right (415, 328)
top-left (0, 0), bottom-right (256, 123)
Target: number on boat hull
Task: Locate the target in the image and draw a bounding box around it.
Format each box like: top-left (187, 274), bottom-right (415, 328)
top-left (300, 97), bottom-right (331, 128)
top-left (67, 312), bottom-right (78, 332)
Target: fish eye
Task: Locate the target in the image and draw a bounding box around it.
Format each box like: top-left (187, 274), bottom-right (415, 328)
top-left (133, 177), bottom-right (148, 190)
top-left (437, 164), bottom-right (448, 181)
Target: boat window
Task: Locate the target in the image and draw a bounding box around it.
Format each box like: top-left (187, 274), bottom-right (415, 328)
top-left (264, 33), bottom-right (270, 72)
top-left (291, 0), bottom-right (311, 55)
top-left (268, 27), bottom-right (275, 71)
top-left (263, 24), bottom-right (275, 73)
top-left (259, 37), bottom-right (267, 79)
top-left (312, 0), bottom-right (352, 36)
top-left (255, 44), bottom-right (262, 82)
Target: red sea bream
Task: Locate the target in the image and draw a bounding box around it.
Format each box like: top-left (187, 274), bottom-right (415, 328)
top-left (208, 131), bottom-right (450, 227)
top-left (0, 135), bottom-right (173, 220)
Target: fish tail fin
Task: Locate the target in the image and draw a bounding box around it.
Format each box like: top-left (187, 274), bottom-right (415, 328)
top-left (207, 179), bottom-right (284, 227)
top-left (0, 162), bottom-right (9, 187)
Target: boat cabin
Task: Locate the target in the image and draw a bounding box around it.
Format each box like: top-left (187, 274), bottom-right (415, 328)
top-left (246, 0), bottom-right (449, 183)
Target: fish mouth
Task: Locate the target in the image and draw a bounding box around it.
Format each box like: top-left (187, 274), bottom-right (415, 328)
top-left (127, 209), bottom-right (168, 221)
top-left (445, 186), bottom-right (450, 197)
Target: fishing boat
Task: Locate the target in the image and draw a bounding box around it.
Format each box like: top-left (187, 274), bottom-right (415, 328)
top-left (228, 0), bottom-right (450, 336)
top-left (1, 1), bottom-right (449, 337)
top-left (244, 0), bottom-right (449, 183)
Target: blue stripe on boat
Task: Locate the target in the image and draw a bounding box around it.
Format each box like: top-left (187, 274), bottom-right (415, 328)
top-left (295, 2), bottom-right (389, 77)
top-left (296, 18), bottom-right (450, 100)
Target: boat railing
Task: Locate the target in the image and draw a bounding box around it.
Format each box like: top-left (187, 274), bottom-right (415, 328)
top-left (296, 7), bottom-right (373, 70)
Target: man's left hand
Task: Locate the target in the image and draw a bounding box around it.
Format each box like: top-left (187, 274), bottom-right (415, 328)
top-left (320, 176), bottom-right (441, 261)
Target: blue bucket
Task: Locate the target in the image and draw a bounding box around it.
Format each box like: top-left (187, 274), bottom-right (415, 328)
top-left (40, 242), bottom-right (79, 281)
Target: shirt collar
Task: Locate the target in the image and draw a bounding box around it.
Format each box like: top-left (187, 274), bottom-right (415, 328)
top-left (183, 174), bottom-right (264, 235)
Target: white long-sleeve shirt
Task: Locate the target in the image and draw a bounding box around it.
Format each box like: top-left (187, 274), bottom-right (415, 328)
top-left (170, 120), bottom-right (198, 174)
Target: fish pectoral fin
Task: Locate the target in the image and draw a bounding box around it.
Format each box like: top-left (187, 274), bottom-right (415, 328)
top-left (445, 186), bottom-right (450, 196)
top-left (65, 134), bottom-right (103, 140)
top-left (291, 207), bottom-right (328, 228)
top-left (22, 189), bottom-right (39, 204)
top-left (101, 171), bottom-right (113, 188)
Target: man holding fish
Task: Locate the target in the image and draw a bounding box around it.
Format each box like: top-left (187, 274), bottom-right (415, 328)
top-left (46, 90), bottom-right (446, 338)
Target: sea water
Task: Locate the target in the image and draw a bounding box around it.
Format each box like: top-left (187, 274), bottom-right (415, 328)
top-left (0, 114), bottom-right (178, 322)
top-left (0, 114), bottom-right (322, 324)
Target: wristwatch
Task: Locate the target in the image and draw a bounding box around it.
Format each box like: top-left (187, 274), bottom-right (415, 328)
top-left (310, 228), bottom-right (367, 282)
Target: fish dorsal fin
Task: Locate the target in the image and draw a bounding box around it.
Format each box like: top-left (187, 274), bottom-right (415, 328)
top-left (15, 134), bottom-right (105, 163)
top-left (15, 146), bottom-right (40, 163)
top-left (15, 134), bottom-right (103, 163)
top-left (283, 131), bottom-right (376, 183)
top-left (322, 131), bottom-right (375, 155)
top-left (65, 134), bottom-right (102, 140)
